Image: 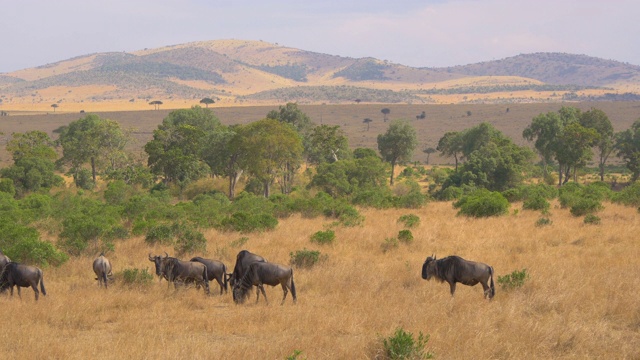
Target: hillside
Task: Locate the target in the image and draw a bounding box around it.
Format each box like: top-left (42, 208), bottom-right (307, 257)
top-left (1, 40), bottom-right (639, 111)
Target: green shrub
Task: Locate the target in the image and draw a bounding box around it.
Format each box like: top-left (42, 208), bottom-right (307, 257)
top-left (398, 230), bottom-right (414, 244)
top-left (454, 189), bottom-right (510, 218)
top-left (497, 269), bottom-right (529, 290)
top-left (0, 217), bottom-right (67, 267)
top-left (351, 187), bottom-right (394, 209)
top-left (570, 197), bottom-right (603, 216)
top-left (611, 182), bottom-right (640, 207)
top-left (522, 195), bottom-right (550, 212)
top-left (584, 214), bottom-right (601, 225)
top-left (104, 180), bottom-right (129, 205)
top-left (381, 237), bottom-right (399, 253)
top-left (397, 214), bottom-right (420, 228)
top-left (219, 211), bottom-right (278, 233)
top-left (535, 217), bottom-right (552, 227)
top-left (119, 268), bottom-right (154, 286)
top-left (310, 230), bottom-right (335, 245)
top-left (74, 168), bottom-right (95, 190)
top-left (174, 225), bottom-right (207, 256)
top-left (436, 186), bottom-right (464, 201)
top-left (284, 349), bottom-right (305, 360)
top-left (290, 248), bottom-right (322, 268)
top-left (145, 224), bottom-right (175, 245)
top-left (0, 178), bottom-right (16, 197)
top-left (381, 327), bottom-right (433, 360)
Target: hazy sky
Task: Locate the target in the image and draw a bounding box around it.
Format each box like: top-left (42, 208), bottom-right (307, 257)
top-left (1, 0), bottom-right (638, 73)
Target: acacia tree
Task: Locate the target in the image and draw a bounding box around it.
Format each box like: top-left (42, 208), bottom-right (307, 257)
top-left (523, 111), bottom-right (563, 177)
top-left (51, 104), bottom-right (58, 112)
top-left (305, 125), bottom-right (350, 165)
top-left (237, 119), bottom-right (303, 197)
top-left (199, 97), bottom-right (215, 108)
top-left (615, 119), bottom-right (640, 181)
top-left (57, 114), bottom-right (128, 183)
top-left (145, 106), bottom-right (220, 187)
top-left (580, 108), bottom-right (614, 181)
top-left (377, 120), bottom-right (417, 185)
top-left (149, 100), bottom-right (163, 110)
top-left (423, 147), bottom-right (436, 164)
top-left (381, 108), bottom-right (390, 122)
top-left (437, 131), bottom-right (464, 171)
top-left (363, 118), bottom-right (373, 131)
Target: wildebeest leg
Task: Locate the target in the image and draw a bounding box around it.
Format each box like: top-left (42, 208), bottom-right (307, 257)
top-left (257, 284), bottom-right (268, 304)
top-left (280, 283), bottom-right (289, 305)
top-left (481, 281), bottom-right (490, 299)
top-left (215, 276), bottom-right (224, 295)
top-left (32, 284), bottom-right (39, 301)
top-left (17, 286), bottom-right (22, 299)
top-left (449, 281), bottom-right (456, 297)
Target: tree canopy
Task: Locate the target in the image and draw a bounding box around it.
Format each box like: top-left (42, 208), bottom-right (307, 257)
top-left (377, 120), bottom-right (417, 185)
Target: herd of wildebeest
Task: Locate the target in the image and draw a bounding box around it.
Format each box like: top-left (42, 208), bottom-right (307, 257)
top-left (0, 249), bottom-right (496, 303)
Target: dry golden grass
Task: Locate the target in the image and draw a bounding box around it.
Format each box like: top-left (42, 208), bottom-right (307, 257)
top-left (0, 201), bottom-right (638, 359)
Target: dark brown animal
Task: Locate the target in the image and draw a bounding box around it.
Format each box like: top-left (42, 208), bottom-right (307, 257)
top-left (230, 250), bottom-right (267, 302)
top-left (163, 257), bottom-right (210, 295)
top-left (0, 262), bottom-right (47, 301)
top-left (422, 255), bottom-right (495, 299)
top-left (190, 257), bottom-right (228, 295)
top-left (0, 250), bottom-right (10, 274)
top-left (93, 253), bottom-right (112, 288)
top-left (148, 253), bottom-right (170, 283)
top-left (233, 262), bottom-right (296, 305)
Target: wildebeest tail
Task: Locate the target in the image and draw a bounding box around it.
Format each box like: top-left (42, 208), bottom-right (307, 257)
top-left (489, 266), bottom-right (495, 298)
top-left (102, 261), bottom-right (109, 288)
top-left (222, 263), bottom-right (228, 293)
top-left (290, 269), bottom-right (297, 303)
top-left (39, 269), bottom-right (47, 296)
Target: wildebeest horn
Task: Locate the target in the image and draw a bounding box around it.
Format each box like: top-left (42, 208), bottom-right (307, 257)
top-left (148, 253), bottom-right (154, 261)
top-left (164, 251), bottom-right (169, 259)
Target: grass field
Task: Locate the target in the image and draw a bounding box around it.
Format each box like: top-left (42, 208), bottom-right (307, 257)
top-left (0, 200), bottom-right (638, 359)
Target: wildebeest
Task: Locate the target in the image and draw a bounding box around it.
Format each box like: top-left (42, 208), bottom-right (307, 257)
top-left (190, 257), bottom-right (228, 295)
top-left (422, 255), bottom-right (495, 299)
top-left (0, 262), bottom-right (47, 301)
top-left (93, 253), bottom-right (112, 288)
top-left (148, 253), bottom-right (170, 283)
top-left (233, 262), bottom-right (296, 305)
top-left (230, 250), bottom-right (267, 302)
top-left (0, 250), bottom-right (10, 273)
top-left (163, 256), bottom-right (210, 295)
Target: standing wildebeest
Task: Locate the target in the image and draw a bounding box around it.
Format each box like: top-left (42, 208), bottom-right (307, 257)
top-left (93, 253), bottom-right (112, 288)
top-left (0, 250), bottom-right (10, 273)
top-left (230, 250), bottom-right (267, 302)
top-left (190, 257), bottom-right (228, 295)
top-left (422, 255), bottom-right (495, 299)
top-left (0, 262), bottom-right (47, 301)
top-left (148, 253), bottom-right (170, 283)
top-left (233, 262), bottom-right (296, 305)
top-left (163, 257), bottom-right (210, 295)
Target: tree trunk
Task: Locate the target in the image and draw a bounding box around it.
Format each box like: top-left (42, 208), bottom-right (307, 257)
top-left (390, 161), bottom-right (396, 186)
top-left (263, 180), bottom-right (270, 198)
top-left (558, 163), bottom-right (563, 186)
top-left (91, 157), bottom-right (97, 182)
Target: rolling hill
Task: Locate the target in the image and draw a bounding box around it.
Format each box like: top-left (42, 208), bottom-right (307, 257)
top-left (1, 39), bottom-right (639, 111)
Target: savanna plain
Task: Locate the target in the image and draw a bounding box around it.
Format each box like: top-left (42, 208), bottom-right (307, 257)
top-left (0, 200), bottom-right (638, 359)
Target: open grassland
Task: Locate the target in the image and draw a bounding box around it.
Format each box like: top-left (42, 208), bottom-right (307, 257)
top-left (1, 101), bottom-right (640, 167)
top-left (0, 201), bottom-right (638, 359)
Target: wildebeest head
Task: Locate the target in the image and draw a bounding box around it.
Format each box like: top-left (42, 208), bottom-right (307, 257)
top-left (148, 252), bottom-right (169, 278)
top-left (421, 254), bottom-right (436, 280)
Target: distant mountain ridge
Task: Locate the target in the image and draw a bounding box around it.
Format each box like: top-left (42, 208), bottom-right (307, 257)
top-left (1, 39), bottom-right (639, 107)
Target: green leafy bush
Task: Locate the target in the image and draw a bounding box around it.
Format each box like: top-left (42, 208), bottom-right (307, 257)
top-left (397, 230), bottom-right (414, 244)
top-left (611, 182), bottom-right (640, 207)
top-left (570, 198), bottom-right (603, 216)
top-left (397, 214), bottom-right (420, 228)
top-left (381, 327), bottom-right (433, 360)
top-left (497, 269), bottom-right (529, 290)
top-left (219, 211), bottom-right (278, 233)
top-left (584, 214), bottom-right (601, 225)
top-left (310, 230), bottom-right (335, 245)
top-left (74, 168), bottom-right (95, 190)
top-left (119, 268), bottom-right (154, 286)
top-left (145, 224), bottom-right (175, 245)
top-left (522, 195), bottom-right (550, 212)
top-left (0, 178), bottom-right (16, 197)
top-left (535, 217), bottom-right (552, 227)
top-left (454, 189), bottom-right (510, 218)
top-left (290, 248), bottom-right (322, 268)
top-left (0, 217), bottom-right (67, 267)
top-left (174, 225), bottom-right (207, 255)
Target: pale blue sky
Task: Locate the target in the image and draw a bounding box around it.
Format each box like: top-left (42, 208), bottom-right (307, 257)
top-left (1, 0), bottom-right (638, 73)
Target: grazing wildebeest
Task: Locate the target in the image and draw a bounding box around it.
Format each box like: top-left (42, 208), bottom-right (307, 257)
top-left (0, 262), bottom-right (47, 301)
top-left (190, 257), bottom-right (228, 295)
top-left (233, 262), bottom-right (296, 305)
top-left (93, 253), bottom-right (112, 288)
top-left (163, 257), bottom-right (210, 295)
top-left (422, 255), bottom-right (495, 299)
top-left (230, 250), bottom-right (267, 302)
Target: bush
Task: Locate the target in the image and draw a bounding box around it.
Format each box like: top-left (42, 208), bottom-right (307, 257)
top-left (0, 217), bottom-right (67, 267)
top-left (381, 237), bottom-right (399, 253)
top-left (497, 269), bottom-right (528, 290)
top-left (570, 197), bottom-right (603, 216)
top-left (74, 168), bottom-right (95, 190)
top-left (398, 230), bottom-right (414, 244)
top-left (104, 180), bottom-right (129, 205)
top-left (173, 223), bottom-right (207, 256)
top-left (611, 182), bottom-right (640, 207)
top-left (522, 195), bottom-right (550, 212)
top-left (584, 214), bottom-right (601, 225)
top-left (0, 178), bottom-right (16, 197)
top-left (145, 224), bottom-right (175, 245)
top-left (219, 211), bottom-right (278, 233)
top-left (119, 268), bottom-right (154, 286)
top-left (290, 248), bottom-right (322, 268)
top-left (454, 190), bottom-right (510, 218)
top-left (310, 230), bottom-right (335, 245)
top-left (381, 327), bottom-right (433, 360)
top-left (397, 214), bottom-right (420, 228)
top-left (535, 217), bottom-right (552, 227)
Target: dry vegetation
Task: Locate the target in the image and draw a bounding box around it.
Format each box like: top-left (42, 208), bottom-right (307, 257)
top-left (0, 200), bottom-right (638, 359)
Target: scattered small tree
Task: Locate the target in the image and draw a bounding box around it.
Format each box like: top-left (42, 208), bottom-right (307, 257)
top-left (423, 147), bottom-right (436, 164)
top-left (149, 100), bottom-right (163, 110)
top-left (199, 97), bottom-right (215, 108)
top-left (381, 108), bottom-right (391, 122)
top-left (363, 118), bottom-right (373, 131)
top-left (51, 104), bottom-right (59, 112)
